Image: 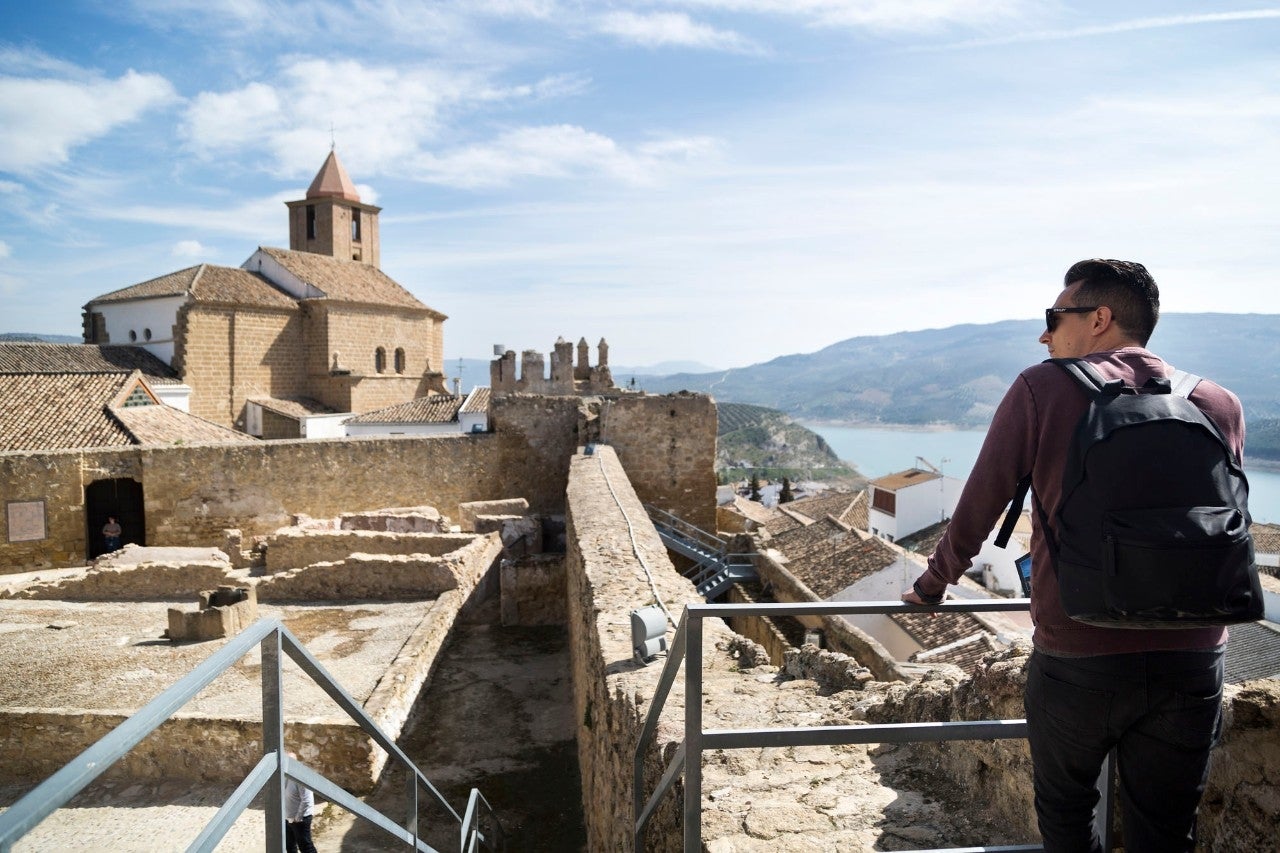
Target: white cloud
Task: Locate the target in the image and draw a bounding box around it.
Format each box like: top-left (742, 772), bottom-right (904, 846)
top-left (408, 124), bottom-right (719, 187)
top-left (673, 0), bottom-right (1031, 32)
top-left (90, 193), bottom-right (292, 240)
top-left (936, 9), bottom-right (1280, 49)
top-left (0, 68), bottom-right (178, 173)
top-left (180, 58), bottom-right (694, 186)
top-left (597, 11), bottom-right (761, 52)
top-left (183, 59), bottom-right (486, 177)
top-left (184, 82), bottom-right (282, 155)
top-left (171, 240), bottom-right (205, 258)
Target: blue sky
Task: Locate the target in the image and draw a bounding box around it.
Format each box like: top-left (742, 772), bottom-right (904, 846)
top-left (2, 2), bottom-right (1277, 371)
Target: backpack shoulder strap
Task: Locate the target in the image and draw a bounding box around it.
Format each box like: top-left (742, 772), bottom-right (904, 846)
top-left (1047, 357), bottom-right (1125, 399)
top-left (1167, 368), bottom-right (1201, 399)
top-left (993, 473), bottom-right (1031, 548)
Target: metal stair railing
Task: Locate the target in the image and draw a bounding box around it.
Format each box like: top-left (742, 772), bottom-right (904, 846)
top-left (0, 618), bottom-right (506, 853)
top-left (691, 555), bottom-right (757, 599)
top-left (633, 599), bottom-right (1116, 853)
top-left (645, 505), bottom-right (758, 598)
top-left (645, 505), bottom-right (728, 555)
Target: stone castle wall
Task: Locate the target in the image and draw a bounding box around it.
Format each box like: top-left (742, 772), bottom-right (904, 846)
top-left (599, 392), bottom-right (718, 532)
top-left (866, 647), bottom-right (1280, 851)
top-left (0, 436), bottom-right (501, 571)
top-left (1, 393), bottom-right (715, 573)
top-left (564, 445), bottom-right (702, 852)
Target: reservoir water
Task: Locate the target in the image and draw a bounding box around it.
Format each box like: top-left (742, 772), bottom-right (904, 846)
top-left (806, 424), bottom-right (1280, 525)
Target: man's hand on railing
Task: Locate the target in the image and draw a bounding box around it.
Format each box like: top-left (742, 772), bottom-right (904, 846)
top-left (900, 586), bottom-right (941, 618)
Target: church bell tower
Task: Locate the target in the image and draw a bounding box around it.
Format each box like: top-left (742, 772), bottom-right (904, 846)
top-left (285, 150), bottom-right (382, 267)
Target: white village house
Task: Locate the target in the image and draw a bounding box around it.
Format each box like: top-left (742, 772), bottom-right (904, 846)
top-left (867, 464), bottom-right (963, 543)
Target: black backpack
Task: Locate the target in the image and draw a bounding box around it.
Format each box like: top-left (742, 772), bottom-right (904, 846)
top-left (996, 358), bottom-right (1263, 628)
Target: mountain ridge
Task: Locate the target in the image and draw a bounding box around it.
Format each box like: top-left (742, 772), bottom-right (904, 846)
top-left (639, 313), bottom-right (1280, 429)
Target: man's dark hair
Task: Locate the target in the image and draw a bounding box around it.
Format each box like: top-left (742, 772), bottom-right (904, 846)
top-left (1064, 259), bottom-right (1160, 345)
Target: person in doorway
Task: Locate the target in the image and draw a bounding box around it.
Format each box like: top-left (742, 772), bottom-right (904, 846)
top-left (901, 259), bottom-right (1242, 852)
top-left (284, 752), bottom-right (317, 853)
top-left (101, 516), bottom-right (122, 552)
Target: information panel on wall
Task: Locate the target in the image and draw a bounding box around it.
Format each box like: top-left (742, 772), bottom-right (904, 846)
top-left (6, 500), bottom-right (47, 542)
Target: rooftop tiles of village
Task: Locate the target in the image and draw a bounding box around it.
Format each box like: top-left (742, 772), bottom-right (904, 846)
top-left (247, 395), bottom-right (340, 418)
top-left (0, 369), bottom-right (252, 452)
top-left (345, 394), bottom-right (469, 425)
top-left (869, 468), bottom-right (943, 490)
top-left (0, 343), bottom-right (180, 382)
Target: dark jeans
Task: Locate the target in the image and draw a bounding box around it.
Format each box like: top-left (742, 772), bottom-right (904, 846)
top-left (285, 816), bottom-right (317, 853)
top-left (1024, 648), bottom-right (1223, 853)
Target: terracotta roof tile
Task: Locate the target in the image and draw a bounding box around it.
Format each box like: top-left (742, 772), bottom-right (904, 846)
top-left (1251, 522), bottom-right (1280, 555)
top-left (346, 395), bottom-right (463, 425)
top-left (772, 522), bottom-right (901, 598)
top-left (1223, 620), bottom-right (1280, 684)
top-left (0, 373), bottom-right (133, 451)
top-left (896, 519), bottom-right (951, 554)
top-left (87, 264), bottom-right (295, 310)
top-left (461, 387), bottom-right (491, 413)
top-left (110, 404), bottom-right (257, 446)
top-left (0, 343), bottom-right (181, 384)
top-left (87, 266), bottom-right (200, 303)
top-left (871, 468), bottom-right (942, 491)
top-left (908, 631), bottom-right (999, 674)
top-left (841, 491), bottom-right (869, 530)
top-left (1, 371), bottom-right (256, 451)
top-left (786, 491), bottom-right (862, 525)
top-left (255, 247), bottom-right (439, 313)
top-left (248, 397), bottom-right (339, 418)
top-left (189, 265), bottom-right (296, 308)
top-left (894, 611), bottom-right (993, 651)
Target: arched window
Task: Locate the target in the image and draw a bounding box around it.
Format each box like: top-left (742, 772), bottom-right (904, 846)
top-left (394, 348), bottom-right (406, 374)
top-left (375, 347), bottom-right (386, 374)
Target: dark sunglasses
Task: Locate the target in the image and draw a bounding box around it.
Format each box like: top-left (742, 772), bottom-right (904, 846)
top-left (1044, 306), bottom-right (1098, 332)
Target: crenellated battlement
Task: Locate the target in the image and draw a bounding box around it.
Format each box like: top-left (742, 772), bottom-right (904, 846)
top-left (490, 336), bottom-right (617, 395)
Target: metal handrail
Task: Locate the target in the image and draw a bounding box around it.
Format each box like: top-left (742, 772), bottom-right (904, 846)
top-left (461, 788), bottom-right (505, 853)
top-left (645, 505), bottom-right (727, 553)
top-left (0, 618), bottom-right (504, 853)
top-left (633, 599), bottom-right (1113, 853)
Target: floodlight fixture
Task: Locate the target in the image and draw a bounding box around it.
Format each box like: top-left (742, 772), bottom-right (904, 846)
top-left (630, 605), bottom-right (668, 665)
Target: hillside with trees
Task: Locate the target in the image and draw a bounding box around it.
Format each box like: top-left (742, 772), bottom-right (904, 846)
top-left (716, 403), bottom-right (865, 488)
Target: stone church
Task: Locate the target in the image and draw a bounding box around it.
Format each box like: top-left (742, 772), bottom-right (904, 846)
top-left (81, 151), bottom-right (448, 433)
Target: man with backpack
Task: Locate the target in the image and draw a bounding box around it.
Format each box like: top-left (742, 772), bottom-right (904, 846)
top-left (902, 259), bottom-right (1258, 852)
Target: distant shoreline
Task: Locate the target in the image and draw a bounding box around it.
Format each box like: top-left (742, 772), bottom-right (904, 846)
top-left (801, 420), bottom-right (985, 433)
top-left (802, 419), bottom-right (1280, 473)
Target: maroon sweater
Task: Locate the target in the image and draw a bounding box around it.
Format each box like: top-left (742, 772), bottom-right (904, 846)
top-left (917, 347), bottom-right (1244, 656)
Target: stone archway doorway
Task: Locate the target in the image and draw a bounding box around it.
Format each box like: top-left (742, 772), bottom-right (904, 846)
top-left (85, 478), bottom-right (145, 559)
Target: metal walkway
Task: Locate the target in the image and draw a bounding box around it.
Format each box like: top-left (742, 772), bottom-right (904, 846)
top-left (645, 505), bottom-right (756, 599)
